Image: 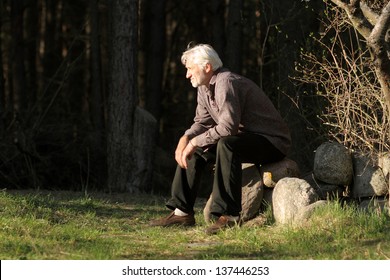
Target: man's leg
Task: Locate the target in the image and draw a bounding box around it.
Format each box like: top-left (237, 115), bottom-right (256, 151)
top-left (166, 148), bottom-right (210, 214)
top-left (150, 149), bottom-right (211, 227)
top-left (210, 133), bottom-right (285, 218)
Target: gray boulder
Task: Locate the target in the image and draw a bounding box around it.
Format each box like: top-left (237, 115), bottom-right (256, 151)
top-left (293, 200), bottom-right (328, 224)
top-left (304, 173), bottom-right (345, 200)
top-left (240, 163), bottom-right (264, 222)
top-left (260, 158), bottom-right (300, 187)
top-left (313, 142), bottom-right (353, 186)
top-left (203, 159), bottom-right (300, 223)
top-left (359, 197), bottom-right (389, 214)
top-left (377, 153), bottom-right (390, 208)
top-left (378, 152), bottom-right (390, 178)
top-left (352, 155), bottom-right (388, 198)
top-left (203, 163), bottom-right (264, 224)
top-left (272, 177), bottom-right (319, 224)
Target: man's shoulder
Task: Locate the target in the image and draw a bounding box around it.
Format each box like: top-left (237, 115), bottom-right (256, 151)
top-left (215, 68), bottom-right (233, 77)
top-left (215, 69), bottom-right (262, 93)
top-left (215, 68), bottom-right (241, 82)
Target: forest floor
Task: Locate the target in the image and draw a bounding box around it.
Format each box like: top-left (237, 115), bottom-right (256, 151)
top-left (0, 189), bottom-right (390, 260)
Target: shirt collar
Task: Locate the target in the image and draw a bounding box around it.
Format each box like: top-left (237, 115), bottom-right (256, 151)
top-left (209, 67), bottom-right (224, 87)
top-left (208, 68), bottom-right (226, 99)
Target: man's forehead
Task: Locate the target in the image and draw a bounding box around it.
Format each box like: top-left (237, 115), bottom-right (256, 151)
top-left (185, 61), bottom-right (196, 68)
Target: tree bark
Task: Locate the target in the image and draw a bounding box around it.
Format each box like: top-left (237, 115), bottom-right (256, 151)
top-left (10, 0), bottom-right (27, 113)
top-left (367, 2), bottom-right (390, 116)
top-left (226, 0), bottom-right (243, 73)
top-left (89, 0), bottom-right (106, 186)
top-left (133, 106), bottom-right (157, 193)
top-left (107, 0), bottom-right (139, 192)
top-left (65, 1), bottom-right (87, 127)
top-left (144, 0), bottom-right (166, 121)
top-left (209, 0), bottom-right (226, 61)
top-left (25, 0), bottom-right (39, 111)
top-left (0, 0), bottom-right (4, 134)
top-left (41, 0), bottom-right (62, 112)
top-left (89, 0), bottom-right (105, 135)
top-left (330, 0), bottom-right (390, 113)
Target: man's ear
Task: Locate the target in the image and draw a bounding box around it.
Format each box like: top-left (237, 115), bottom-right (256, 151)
top-left (204, 63), bottom-right (212, 73)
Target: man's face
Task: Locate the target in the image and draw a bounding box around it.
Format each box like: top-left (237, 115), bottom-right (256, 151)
top-left (185, 62), bottom-right (208, 88)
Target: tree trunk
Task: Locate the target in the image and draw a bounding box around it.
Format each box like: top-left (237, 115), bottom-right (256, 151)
top-left (210, 0), bottom-right (226, 61)
top-left (329, 0), bottom-right (390, 114)
top-left (226, 0), bottom-right (242, 73)
top-left (367, 2), bottom-right (390, 116)
top-left (25, 0), bottom-right (39, 112)
top-left (65, 1), bottom-right (87, 127)
top-left (144, 0), bottom-right (166, 121)
top-left (89, 0), bottom-right (106, 187)
top-left (10, 0), bottom-right (27, 113)
top-left (133, 106), bottom-right (157, 193)
top-left (42, 0), bottom-right (62, 111)
top-left (89, 0), bottom-right (105, 136)
top-left (107, 0), bottom-right (139, 193)
top-left (0, 0), bottom-right (4, 134)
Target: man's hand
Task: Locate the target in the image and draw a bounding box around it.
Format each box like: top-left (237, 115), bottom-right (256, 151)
top-left (175, 135), bottom-right (197, 169)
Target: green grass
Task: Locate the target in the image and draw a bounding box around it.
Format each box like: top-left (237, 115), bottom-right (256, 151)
top-left (0, 189), bottom-right (389, 260)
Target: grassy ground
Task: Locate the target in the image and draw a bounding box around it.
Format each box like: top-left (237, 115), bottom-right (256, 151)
top-left (0, 189), bottom-right (389, 260)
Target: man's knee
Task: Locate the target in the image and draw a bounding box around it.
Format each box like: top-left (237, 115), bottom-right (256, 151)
top-left (217, 136), bottom-right (238, 151)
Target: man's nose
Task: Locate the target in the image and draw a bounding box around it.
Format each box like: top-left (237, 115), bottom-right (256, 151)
top-left (186, 71), bottom-right (191, 79)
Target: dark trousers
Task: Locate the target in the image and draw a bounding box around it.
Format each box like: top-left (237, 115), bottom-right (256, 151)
top-left (166, 133), bottom-right (285, 217)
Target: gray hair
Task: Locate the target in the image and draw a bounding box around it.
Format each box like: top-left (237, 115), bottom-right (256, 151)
top-left (181, 43), bottom-right (223, 71)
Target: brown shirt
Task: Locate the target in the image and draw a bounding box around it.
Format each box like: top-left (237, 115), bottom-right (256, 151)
top-left (184, 68), bottom-right (291, 155)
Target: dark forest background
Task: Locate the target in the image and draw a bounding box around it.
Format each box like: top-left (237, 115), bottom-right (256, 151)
top-left (0, 0), bottom-right (361, 193)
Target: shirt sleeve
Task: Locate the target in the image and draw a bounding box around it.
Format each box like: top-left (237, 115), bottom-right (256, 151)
top-left (184, 106), bottom-right (215, 138)
top-left (184, 92), bottom-right (216, 140)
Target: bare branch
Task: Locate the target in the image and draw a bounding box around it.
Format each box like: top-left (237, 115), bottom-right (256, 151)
top-left (329, 0), bottom-right (373, 39)
top-left (360, 1), bottom-right (379, 26)
top-left (330, 0), bottom-right (390, 113)
top-left (292, 6), bottom-right (390, 154)
top-left (329, 0), bottom-right (349, 10)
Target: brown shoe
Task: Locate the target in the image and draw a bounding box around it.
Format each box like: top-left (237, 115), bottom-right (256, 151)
top-left (149, 211), bottom-right (195, 227)
top-left (205, 215), bottom-right (241, 235)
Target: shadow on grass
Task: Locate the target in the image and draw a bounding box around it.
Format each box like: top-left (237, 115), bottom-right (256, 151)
top-left (5, 190), bottom-right (389, 260)
top-left (3, 189), bottom-right (170, 224)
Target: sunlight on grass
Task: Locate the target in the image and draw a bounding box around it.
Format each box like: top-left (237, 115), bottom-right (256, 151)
top-left (0, 190), bottom-right (389, 260)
